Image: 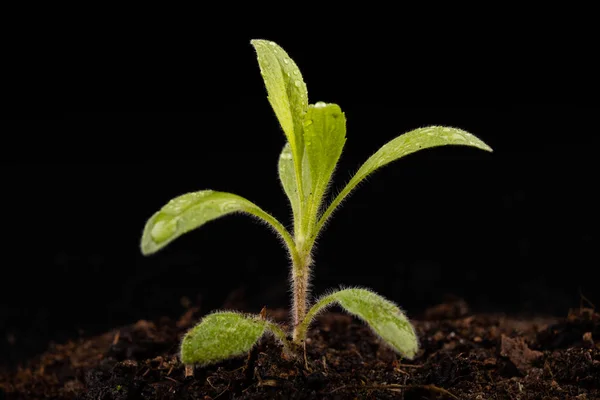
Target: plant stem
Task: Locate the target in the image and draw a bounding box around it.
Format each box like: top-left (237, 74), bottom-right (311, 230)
top-left (291, 249), bottom-right (311, 342)
top-left (294, 292), bottom-right (337, 343)
top-left (264, 320), bottom-right (295, 354)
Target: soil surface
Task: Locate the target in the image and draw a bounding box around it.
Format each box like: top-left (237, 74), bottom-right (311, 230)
top-left (1, 299), bottom-right (599, 399)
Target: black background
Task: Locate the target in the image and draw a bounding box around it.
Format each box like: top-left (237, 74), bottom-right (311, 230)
top-left (1, 33), bottom-right (598, 366)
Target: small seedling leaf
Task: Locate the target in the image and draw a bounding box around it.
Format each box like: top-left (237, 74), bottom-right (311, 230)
top-left (251, 39), bottom-right (308, 177)
top-left (278, 142), bottom-right (300, 221)
top-left (317, 126), bottom-right (492, 233)
top-left (301, 288), bottom-right (419, 359)
top-left (303, 102), bottom-right (346, 219)
top-left (141, 190), bottom-right (292, 255)
top-left (180, 312), bottom-right (266, 366)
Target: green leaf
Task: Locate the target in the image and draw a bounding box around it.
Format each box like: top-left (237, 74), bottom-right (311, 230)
top-left (251, 39), bottom-right (308, 176)
top-left (303, 102), bottom-right (346, 225)
top-left (141, 190), bottom-right (295, 256)
top-left (278, 143), bottom-right (300, 222)
top-left (298, 288), bottom-right (419, 359)
top-left (316, 126), bottom-right (492, 236)
top-left (180, 312), bottom-right (266, 366)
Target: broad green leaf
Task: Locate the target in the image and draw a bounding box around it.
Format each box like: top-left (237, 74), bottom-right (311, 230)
top-left (316, 126), bottom-right (492, 236)
top-left (180, 312), bottom-right (266, 365)
top-left (278, 143), bottom-right (300, 222)
top-left (298, 288), bottom-right (419, 359)
top-left (141, 190), bottom-right (294, 256)
top-left (251, 39), bottom-right (308, 177)
top-left (303, 102), bottom-right (346, 226)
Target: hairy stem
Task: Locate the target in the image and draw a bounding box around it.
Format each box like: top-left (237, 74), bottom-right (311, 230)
top-left (264, 320), bottom-right (295, 354)
top-left (295, 291), bottom-right (337, 343)
top-left (291, 251), bottom-right (311, 343)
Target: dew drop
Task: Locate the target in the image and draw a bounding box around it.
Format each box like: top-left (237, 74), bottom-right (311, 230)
top-left (294, 80), bottom-right (301, 87)
top-left (151, 218), bottom-right (178, 243)
top-left (304, 119), bottom-right (314, 127)
top-left (314, 101), bottom-right (327, 108)
top-left (293, 70), bottom-right (299, 76)
top-left (270, 42), bottom-right (277, 46)
top-left (283, 58), bottom-right (289, 64)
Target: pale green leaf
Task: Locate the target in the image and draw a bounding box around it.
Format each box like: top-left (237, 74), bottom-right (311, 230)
top-left (298, 288), bottom-right (419, 359)
top-left (251, 39), bottom-right (308, 174)
top-left (316, 126), bottom-right (492, 236)
top-left (278, 143), bottom-right (299, 221)
top-left (180, 312), bottom-right (266, 366)
top-left (301, 146), bottom-right (312, 202)
top-left (141, 190), bottom-right (295, 256)
top-left (303, 102), bottom-right (346, 225)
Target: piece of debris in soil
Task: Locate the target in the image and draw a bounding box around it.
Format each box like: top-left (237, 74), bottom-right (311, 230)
top-left (500, 334), bottom-right (543, 373)
top-left (424, 297), bottom-right (470, 320)
top-left (583, 331), bottom-right (594, 348)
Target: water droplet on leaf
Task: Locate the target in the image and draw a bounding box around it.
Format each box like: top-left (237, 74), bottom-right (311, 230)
top-left (151, 218), bottom-right (178, 243)
top-left (314, 101), bottom-right (327, 108)
top-left (294, 80), bottom-right (301, 87)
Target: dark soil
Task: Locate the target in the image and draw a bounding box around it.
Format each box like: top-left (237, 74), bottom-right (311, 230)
top-left (1, 299), bottom-right (599, 399)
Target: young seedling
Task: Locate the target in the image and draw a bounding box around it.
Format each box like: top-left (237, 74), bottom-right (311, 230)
top-left (140, 39), bottom-right (492, 367)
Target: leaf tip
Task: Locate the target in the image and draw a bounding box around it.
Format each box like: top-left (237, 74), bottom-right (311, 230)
top-left (140, 212), bottom-right (171, 256)
top-left (250, 38), bottom-right (275, 49)
top-left (140, 218), bottom-right (158, 256)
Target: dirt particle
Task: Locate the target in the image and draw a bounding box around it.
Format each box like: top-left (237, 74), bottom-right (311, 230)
top-left (176, 306), bottom-right (201, 328)
top-left (500, 334), bottom-right (543, 373)
top-left (583, 331), bottom-right (594, 348)
top-left (121, 359), bottom-right (138, 368)
top-left (424, 297), bottom-right (470, 320)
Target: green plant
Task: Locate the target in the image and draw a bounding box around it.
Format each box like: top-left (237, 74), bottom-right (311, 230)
top-left (140, 39), bottom-right (492, 367)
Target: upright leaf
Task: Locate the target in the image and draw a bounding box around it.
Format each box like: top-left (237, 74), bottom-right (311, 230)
top-left (303, 102), bottom-right (346, 223)
top-left (278, 142), bottom-right (300, 222)
top-left (298, 288), bottom-right (419, 359)
top-left (316, 126), bottom-right (492, 236)
top-left (301, 146), bottom-right (312, 202)
top-left (180, 312), bottom-right (266, 366)
top-left (141, 190), bottom-right (294, 256)
top-left (251, 39), bottom-right (308, 177)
